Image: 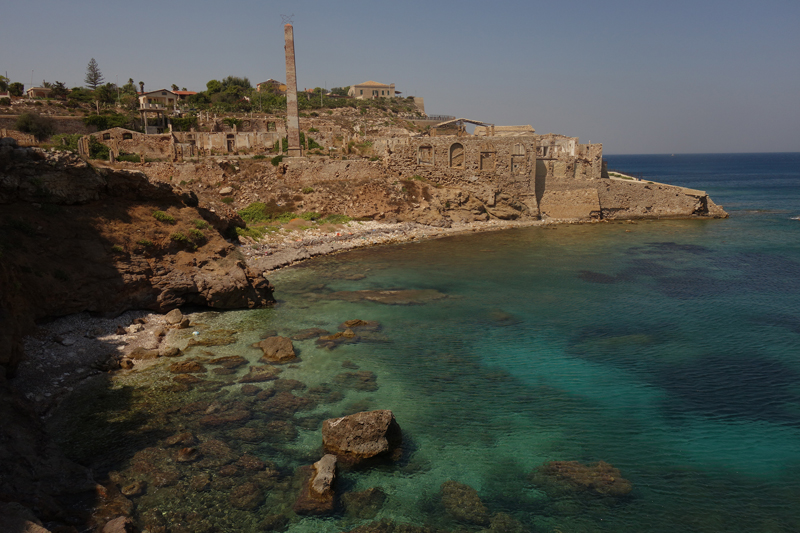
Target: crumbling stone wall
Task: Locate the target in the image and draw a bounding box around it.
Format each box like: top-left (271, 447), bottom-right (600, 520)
top-left (89, 128), bottom-right (173, 159)
top-left (173, 131), bottom-right (282, 155)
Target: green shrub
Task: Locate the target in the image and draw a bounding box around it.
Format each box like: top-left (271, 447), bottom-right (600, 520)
top-left (270, 155), bottom-right (284, 166)
top-left (193, 219), bottom-right (210, 229)
top-left (234, 226), bottom-right (265, 240)
top-left (239, 202), bottom-right (269, 224)
top-left (275, 212), bottom-right (298, 223)
top-left (252, 154), bottom-right (266, 160)
top-left (51, 133), bottom-right (82, 152)
top-left (136, 239), bottom-right (154, 247)
top-left (320, 214), bottom-right (351, 225)
top-left (299, 211), bottom-right (321, 221)
top-left (152, 210), bottom-right (176, 224)
top-left (88, 135), bottom-right (109, 159)
top-left (222, 117), bottom-right (243, 129)
top-left (188, 229), bottom-right (205, 242)
top-left (111, 244), bottom-right (125, 253)
top-left (15, 112), bottom-right (55, 141)
top-left (116, 153), bottom-right (141, 162)
top-left (83, 113), bottom-right (131, 131)
top-left (170, 232), bottom-right (189, 243)
top-left (0, 98), bottom-right (10, 106)
top-left (221, 197), bottom-right (234, 204)
top-left (170, 115), bottom-right (197, 132)
top-left (301, 187), bottom-right (314, 194)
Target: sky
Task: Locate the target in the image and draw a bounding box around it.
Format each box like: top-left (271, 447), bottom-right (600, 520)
top-left (2, 0), bottom-right (798, 154)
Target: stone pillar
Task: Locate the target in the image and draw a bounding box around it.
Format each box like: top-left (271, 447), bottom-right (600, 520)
top-left (284, 23), bottom-right (302, 157)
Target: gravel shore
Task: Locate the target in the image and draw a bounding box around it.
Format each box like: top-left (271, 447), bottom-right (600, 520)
top-left (240, 217), bottom-right (558, 272)
top-left (15, 216), bottom-right (582, 412)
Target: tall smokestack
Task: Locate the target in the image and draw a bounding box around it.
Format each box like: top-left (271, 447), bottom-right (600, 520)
top-left (284, 24), bottom-right (302, 157)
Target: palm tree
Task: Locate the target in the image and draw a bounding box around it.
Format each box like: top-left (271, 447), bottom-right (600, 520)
top-left (139, 81), bottom-right (144, 94)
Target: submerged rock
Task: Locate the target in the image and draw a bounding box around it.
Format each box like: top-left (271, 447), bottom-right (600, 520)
top-left (254, 336), bottom-right (296, 363)
top-left (322, 410), bottom-right (402, 465)
top-left (257, 391), bottom-right (316, 418)
top-left (228, 427), bottom-right (266, 443)
top-left (530, 460), bottom-right (632, 497)
top-left (176, 447), bottom-right (201, 463)
top-left (291, 327), bottom-right (330, 341)
top-left (339, 319), bottom-right (381, 331)
top-left (322, 289), bottom-right (447, 305)
top-left (315, 330), bottom-right (360, 350)
top-left (229, 481), bottom-right (264, 510)
top-left (334, 371), bottom-right (379, 391)
top-left (272, 378), bottom-right (307, 393)
top-left (186, 328), bottom-right (238, 347)
top-left (239, 365), bottom-right (282, 383)
top-left (120, 480), bottom-right (146, 497)
top-left (164, 432), bottom-right (195, 447)
top-left (169, 360), bottom-right (206, 374)
top-left (440, 480), bottom-right (490, 525)
top-left (208, 355), bottom-right (248, 369)
top-left (240, 384), bottom-right (261, 396)
top-left (342, 487), bottom-right (387, 519)
top-left (237, 454), bottom-right (267, 471)
top-left (293, 454), bottom-right (337, 515)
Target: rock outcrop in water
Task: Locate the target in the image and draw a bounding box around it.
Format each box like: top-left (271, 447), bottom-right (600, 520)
top-left (322, 409), bottom-right (402, 465)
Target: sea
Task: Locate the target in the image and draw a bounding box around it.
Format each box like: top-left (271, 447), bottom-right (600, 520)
top-left (51, 153), bottom-right (800, 532)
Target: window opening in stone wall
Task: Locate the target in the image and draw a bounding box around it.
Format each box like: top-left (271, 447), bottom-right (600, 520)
top-left (418, 145), bottom-right (434, 165)
top-left (511, 155), bottom-right (525, 174)
top-left (479, 142), bottom-right (496, 171)
top-left (449, 143), bottom-right (465, 169)
top-left (267, 122), bottom-right (276, 132)
top-left (512, 143), bottom-right (526, 156)
top-left (102, 133), bottom-right (111, 140)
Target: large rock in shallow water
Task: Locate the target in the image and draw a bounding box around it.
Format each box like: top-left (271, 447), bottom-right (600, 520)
top-left (322, 410), bottom-right (402, 464)
top-left (254, 336), bottom-right (296, 363)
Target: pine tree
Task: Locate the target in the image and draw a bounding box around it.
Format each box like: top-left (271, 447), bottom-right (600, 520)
top-left (84, 58), bottom-right (104, 90)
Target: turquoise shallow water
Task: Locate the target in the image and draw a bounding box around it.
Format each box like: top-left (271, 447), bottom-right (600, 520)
top-left (53, 153), bottom-right (800, 532)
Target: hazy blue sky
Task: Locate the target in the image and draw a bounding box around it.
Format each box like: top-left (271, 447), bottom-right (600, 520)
top-left (2, 0), bottom-right (798, 154)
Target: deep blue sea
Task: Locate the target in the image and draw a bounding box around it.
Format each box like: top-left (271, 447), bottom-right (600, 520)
top-left (55, 153), bottom-right (800, 532)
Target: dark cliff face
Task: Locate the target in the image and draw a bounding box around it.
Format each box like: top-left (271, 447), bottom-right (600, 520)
top-left (0, 138), bottom-right (276, 530)
top-left (0, 139), bottom-right (274, 375)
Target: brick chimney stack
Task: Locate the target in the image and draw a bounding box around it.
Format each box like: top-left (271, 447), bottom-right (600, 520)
top-left (284, 24), bottom-right (302, 157)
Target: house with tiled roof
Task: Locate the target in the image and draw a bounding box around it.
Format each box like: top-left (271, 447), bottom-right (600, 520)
top-left (348, 80), bottom-right (396, 99)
